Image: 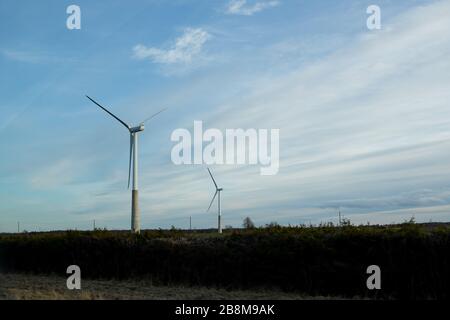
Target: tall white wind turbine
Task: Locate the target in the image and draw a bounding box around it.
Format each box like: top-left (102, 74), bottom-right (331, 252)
top-left (206, 168), bottom-right (223, 234)
top-left (86, 95), bottom-right (166, 234)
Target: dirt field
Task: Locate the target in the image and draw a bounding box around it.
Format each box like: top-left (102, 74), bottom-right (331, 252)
top-left (0, 273), bottom-right (334, 300)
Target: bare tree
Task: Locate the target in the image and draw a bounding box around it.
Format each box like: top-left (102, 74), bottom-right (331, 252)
top-left (243, 217), bottom-right (255, 229)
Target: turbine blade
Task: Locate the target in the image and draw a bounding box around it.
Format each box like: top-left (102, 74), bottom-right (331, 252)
top-left (207, 167), bottom-right (218, 189)
top-left (86, 95), bottom-right (130, 130)
top-left (128, 134), bottom-right (134, 189)
top-left (207, 191), bottom-right (218, 212)
top-left (141, 107), bottom-right (168, 124)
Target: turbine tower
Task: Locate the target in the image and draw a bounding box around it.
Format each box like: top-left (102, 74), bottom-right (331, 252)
top-left (206, 168), bottom-right (223, 234)
top-left (86, 95), bottom-right (166, 234)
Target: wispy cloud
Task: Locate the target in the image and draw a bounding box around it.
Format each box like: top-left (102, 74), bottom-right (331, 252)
top-left (1, 49), bottom-right (42, 63)
top-left (149, 0), bottom-right (450, 226)
top-left (323, 189), bottom-right (450, 211)
top-left (133, 28), bottom-right (211, 64)
top-left (0, 49), bottom-right (71, 64)
top-left (29, 158), bottom-right (92, 190)
top-left (226, 0), bottom-right (280, 16)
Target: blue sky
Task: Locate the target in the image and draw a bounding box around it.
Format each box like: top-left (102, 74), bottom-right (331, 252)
top-left (1, 0), bottom-right (450, 232)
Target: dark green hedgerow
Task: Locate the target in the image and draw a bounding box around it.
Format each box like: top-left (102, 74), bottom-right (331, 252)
top-left (0, 224), bottom-right (449, 299)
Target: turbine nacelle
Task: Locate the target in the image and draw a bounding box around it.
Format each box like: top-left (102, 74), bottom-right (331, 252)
top-left (130, 124), bottom-right (145, 133)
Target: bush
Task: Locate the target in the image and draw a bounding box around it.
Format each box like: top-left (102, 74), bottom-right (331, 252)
top-left (0, 224), bottom-right (449, 299)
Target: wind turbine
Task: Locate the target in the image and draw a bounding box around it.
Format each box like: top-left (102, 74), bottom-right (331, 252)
top-left (206, 167), bottom-right (223, 234)
top-left (86, 95), bottom-right (166, 234)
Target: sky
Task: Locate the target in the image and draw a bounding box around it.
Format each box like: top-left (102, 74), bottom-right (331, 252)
top-left (1, 0), bottom-right (450, 232)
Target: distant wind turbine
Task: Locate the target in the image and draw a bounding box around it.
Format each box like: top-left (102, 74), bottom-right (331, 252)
top-left (86, 95), bottom-right (167, 234)
top-left (206, 167), bottom-right (223, 234)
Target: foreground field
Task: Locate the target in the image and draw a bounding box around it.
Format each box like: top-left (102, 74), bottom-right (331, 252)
top-left (1, 223), bottom-right (450, 299)
top-left (0, 273), bottom-right (327, 300)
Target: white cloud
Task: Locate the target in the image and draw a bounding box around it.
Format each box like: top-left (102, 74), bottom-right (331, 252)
top-left (226, 0), bottom-right (280, 16)
top-left (133, 28), bottom-right (211, 64)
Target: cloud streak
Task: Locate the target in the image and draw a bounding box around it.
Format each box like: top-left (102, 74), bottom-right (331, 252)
top-left (141, 0), bottom-right (450, 226)
top-left (133, 28), bottom-right (211, 64)
top-left (226, 0), bottom-right (280, 16)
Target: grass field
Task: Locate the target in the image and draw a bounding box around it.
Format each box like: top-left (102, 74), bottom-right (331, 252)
top-left (0, 272), bottom-right (338, 300)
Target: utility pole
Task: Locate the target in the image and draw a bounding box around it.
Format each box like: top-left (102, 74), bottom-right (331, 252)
top-left (93, 219), bottom-right (96, 230)
top-left (189, 216), bottom-right (192, 231)
top-left (338, 209), bottom-right (342, 226)
top-left (17, 221), bottom-right (20, 233)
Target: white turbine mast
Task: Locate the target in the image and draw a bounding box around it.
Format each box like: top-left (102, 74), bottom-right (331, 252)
top-left (206, 167), bottom-right (223, 234)
top-left (86, 95), bottom-right (166, 234)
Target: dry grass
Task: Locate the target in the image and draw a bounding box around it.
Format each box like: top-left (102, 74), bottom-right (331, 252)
top-left (0, 273), bottom-right (340, 300)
